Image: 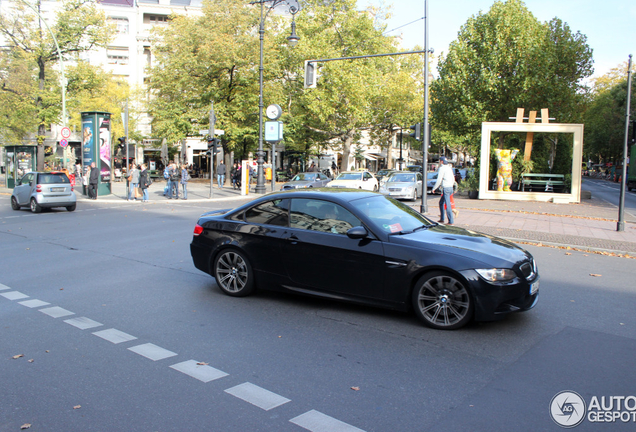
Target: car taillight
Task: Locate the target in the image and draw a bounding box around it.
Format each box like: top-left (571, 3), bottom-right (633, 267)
top-left (193, 224), bottom-right (203, 236)
top-left (36, 184), bottom-right (42, 193)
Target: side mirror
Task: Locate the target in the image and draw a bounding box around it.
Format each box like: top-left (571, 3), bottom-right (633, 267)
top-left (346, 226), bottom-right (368, 239)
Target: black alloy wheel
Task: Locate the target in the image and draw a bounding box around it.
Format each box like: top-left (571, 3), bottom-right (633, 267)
top-left (213, 249), bottom-right (255, 297)
top-left (412, 271), bottom-right (473, 330)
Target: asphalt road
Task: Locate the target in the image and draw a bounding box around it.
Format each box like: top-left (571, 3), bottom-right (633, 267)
top-left (583, 177), bottom-right (636, 219)
top-left (1, 199), bottom-right (635, 431)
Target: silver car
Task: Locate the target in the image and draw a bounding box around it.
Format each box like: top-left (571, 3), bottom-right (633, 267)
top-left (11, 171), bottom-right (77, 213)
top-left (280, 172), bottom-right (331, 190)
top-left (379, 172), bottom-right (423, 201)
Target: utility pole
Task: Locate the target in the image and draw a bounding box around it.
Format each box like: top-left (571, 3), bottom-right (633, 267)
top-left (617, 54), bottom-right (632, 232)
top-left (209, 101), bottom-right (216, 199)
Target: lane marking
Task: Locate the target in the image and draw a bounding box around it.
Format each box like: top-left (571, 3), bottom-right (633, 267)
top-left (290, 410), bottom-right (366, 432)
top-left (93, 328), bottom-right (138, 344)
top-left (225, 382), bottom-right (291, 411)
top-left (0, 283), bottom-right (13, 290)
top-left (39, 306), bottom-right (75, 318)
top-left (128, 343), bottom-right (177, 361)
top-left (1, 291), bottom-right (29, 300)
top-left (64, 317), bottom-right (103, 330)
top-left (170, 360), bottom-right (229, 383)
top-left (19, 299), bottom-right (50, 308)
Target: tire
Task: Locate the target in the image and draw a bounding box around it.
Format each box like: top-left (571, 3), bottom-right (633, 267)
top-left (66, 203), bottom-right (76, 212)
top-left (11, 196), bottom-right (20, 210)
top-left (411, 189), bottom-right (417, 201)
top-left (30, 198), bottom-right (42, 213)
top-left (412, 271), bottom-right (473, 330)
top-left (373, 184), bottom-right (378, 192)
top-left (213, 249), bottom-right (255, 297)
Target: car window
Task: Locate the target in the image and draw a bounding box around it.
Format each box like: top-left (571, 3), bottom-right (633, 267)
top-left (38, 173), bottom-right (70, 184)
top-left (351, 195), bottom-right (433, 234)
top-left (390, 173), bottom-right (415, 182)
top-left (244, 199), bottom-right (289, 226)
top-left (22, 173), bottom-right (34, 186)
top-left (290, 199), bottom-right (361, 235)
top-left (417, 173), bottom-right (423, 181)
top-left (337, 173), bottom-right (362, 180)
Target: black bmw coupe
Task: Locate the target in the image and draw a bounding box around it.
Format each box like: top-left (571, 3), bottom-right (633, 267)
top-left (190, 189), bottom-right (539, 330)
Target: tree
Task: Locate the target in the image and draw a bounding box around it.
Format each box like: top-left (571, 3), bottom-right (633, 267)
top-left (0, 0), bottom-right (113, 170)
top-left (431, 0), bottom-right (593, 154)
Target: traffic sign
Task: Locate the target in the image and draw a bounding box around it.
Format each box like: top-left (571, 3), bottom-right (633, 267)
top-left (61, 127), bottom-right (71, 139)
top-left (60, 139), bottom-right (68, 147)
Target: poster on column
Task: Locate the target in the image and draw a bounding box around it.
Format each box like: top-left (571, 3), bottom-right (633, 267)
top-left (99, 116), bottom-right (111, 182)
top-left (82, 118), bottom-right (95, 169)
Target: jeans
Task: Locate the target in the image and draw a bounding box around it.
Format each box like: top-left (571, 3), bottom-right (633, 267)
top-left (129, 182), bottom-right (138, 200)
top-left (171, 180), bottom-right (179, 198)
top-left (142, 188), bottom-right (149, 201)
top-left (439, 186), bottom-right (455, 224)
top-left (217, 174), bottom-right (225, 188)
top-left (181, 182), bottom-right (188, 199)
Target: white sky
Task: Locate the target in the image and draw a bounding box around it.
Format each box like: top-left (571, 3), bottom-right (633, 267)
top-left (357, 0), bottom-right (636, 78)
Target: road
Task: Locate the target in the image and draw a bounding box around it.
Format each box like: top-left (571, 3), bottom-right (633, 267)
top-left (583, 177), bottom-right (636, 220)
top-left (1, 198), bottom-right (635, 431)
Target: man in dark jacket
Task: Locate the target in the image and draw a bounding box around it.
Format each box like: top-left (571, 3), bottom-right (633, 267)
top-left (88, 162), bottom-right (99, 199)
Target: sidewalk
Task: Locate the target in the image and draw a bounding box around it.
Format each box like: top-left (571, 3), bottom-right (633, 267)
top-left (2, 175), bottom-right (635, 254)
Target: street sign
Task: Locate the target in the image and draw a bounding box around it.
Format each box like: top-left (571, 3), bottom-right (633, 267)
top-left (60, 139), bottom-right (68, 147)
top-left (61, 127), bottom-right (71, 139)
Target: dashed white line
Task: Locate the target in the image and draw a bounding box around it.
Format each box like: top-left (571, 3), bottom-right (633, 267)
top-left (290, 410), bottom-right (366, 432)
top-left (64, 316), bottom-right (103, 330)
top-left (0, 283), bottom-right (10, 290)
top-left (19, 299), bottom-right (50, 308)
top-left (170, 360), bottom-right (229, 383)
top-left (1, 291), bottom-right (29, 300)
top-left (128, 343), bottom-right (177, 361)
top-left (39, 306), bottom-right (75, 318)
top-left (93, 328), bottom-right (138, 344)
top-left (225, 382), bottom-right (291, 411)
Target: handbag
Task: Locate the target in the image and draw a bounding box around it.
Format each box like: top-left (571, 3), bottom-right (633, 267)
top-left (135, 187), bottom-right (142, 198)
top-left (127, 174), bottom-right (132, 182)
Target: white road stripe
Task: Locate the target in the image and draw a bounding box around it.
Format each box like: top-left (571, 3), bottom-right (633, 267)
top-left (64, 317), bottom-right (103, 330)
top-left (225, 382), bottom-right (291, 411)
top-left (0, 291), bottom-right (29, 300)
top-left (128, 343), bottom-right (177, 361)
top-left (39, 306), bottom-right (74, 318)
top-left (170, 360), bottom-right (228, 383)
top-left (290, 410), bottom-right (366, 432)
top-left (0, 283), bottom-right (12, 290)
top-left (19, 299), bottom-right (50, 308)
top-left (93, 328), bottom-right (137, 344)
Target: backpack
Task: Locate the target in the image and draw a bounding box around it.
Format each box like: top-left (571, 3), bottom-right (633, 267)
top-left (163, 167), bottom-right (170, 179)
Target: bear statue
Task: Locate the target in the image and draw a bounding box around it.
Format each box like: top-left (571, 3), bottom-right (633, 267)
top-left (494, 148), bottom-right (519, 192)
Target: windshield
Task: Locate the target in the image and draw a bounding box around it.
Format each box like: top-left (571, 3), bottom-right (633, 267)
top-left (350, 195), bottom-right (433, 234)
top-left (427, 172), bottom-right (437, 180)
top-left (388, 173), bottom-right (416, 183)
top-left (336, 172), bottom-right (362, 181)
top-left (292, 173), bottom-right (316, 181)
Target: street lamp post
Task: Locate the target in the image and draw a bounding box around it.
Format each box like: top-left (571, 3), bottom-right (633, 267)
top-left (252, 0), bottom-right (300, 194)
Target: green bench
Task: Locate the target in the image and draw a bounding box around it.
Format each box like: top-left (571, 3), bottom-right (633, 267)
top-left (521, 173), bottom-right (565, 192)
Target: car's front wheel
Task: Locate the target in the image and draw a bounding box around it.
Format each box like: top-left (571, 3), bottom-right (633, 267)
top-left (11, 196), bottom-right (20, 210)
top-left (213, 249), bottom-right (255, 297)
top-left (66, 203), bottom-right (76, 212)
top-left (412, 271), bottom-right (473, 330)
top-left (30, 198), bottom-right (42, 213)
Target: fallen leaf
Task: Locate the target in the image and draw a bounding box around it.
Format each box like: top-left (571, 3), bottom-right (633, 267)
top-left (351, 386), bottom-right (360, 391)
top-left (28, 359), bottom-right (34, 363)
top-left (196, 362), bottom-right (208, 366)
top-left (45, 350), bottom-right (49, 353)
top-left (12, 354), bottom-right (24, 359)
top-left (590, 274), bottom-right (602, 277)
top-left (20, 424), bottom-right (31, 430)
top-left (73, 405), bottom-right (81, 410)
top-left (60, 288), bottom-right (64, 290)
top-left (565, 252), bottom-right (571, 255)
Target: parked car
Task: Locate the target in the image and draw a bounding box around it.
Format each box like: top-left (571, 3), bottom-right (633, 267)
top-left (190, 190), bottom-right (539, 330)
top-left (426, 172), bottom-right (441, 194)
top-left (379, 172), bottom-right (423, 201)
top-left (280, 172), bottom-right (331, 190)
top-left (406, 165), bottom-right (423, 173)
top-left (326, 171), bottom-right (378, 191)
top-left (11, 171), bottom-right (77, 213)
top-left (375, 168), bottom-right (398, 185)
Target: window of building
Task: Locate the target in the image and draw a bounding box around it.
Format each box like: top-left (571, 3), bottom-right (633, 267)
top-left (109, 17), bottom-right (129, 34)
top-left (107, 47), bottom-right (129, 65)
top-left (143, 14), bottom-right (170, 25)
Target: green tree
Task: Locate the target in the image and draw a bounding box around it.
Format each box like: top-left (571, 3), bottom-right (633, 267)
top-left (0, 0), bottom-right (113, 170)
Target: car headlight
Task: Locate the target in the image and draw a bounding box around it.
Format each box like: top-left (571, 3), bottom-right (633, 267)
top-left (475, 268), bottom-right (517, 282)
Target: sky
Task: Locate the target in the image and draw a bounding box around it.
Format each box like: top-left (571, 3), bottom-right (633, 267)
top-left (357, 0), bottom-right (636, 79)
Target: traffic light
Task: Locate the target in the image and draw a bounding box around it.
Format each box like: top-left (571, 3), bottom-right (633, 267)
top-left (207, 137), bottom-right (221, 154)
top-left (409, 123), bottom-right (421, 141)
top-left (304, 60), bottom-right (316, 89)
top-left (117, 137), bottom-right (126, 150)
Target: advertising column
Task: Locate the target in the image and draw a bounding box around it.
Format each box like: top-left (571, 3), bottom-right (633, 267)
top-left (81, 111), bottom-right (112, 196)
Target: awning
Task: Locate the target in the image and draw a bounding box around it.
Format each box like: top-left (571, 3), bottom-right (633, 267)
top-left (363, 153), bottom-right (378, 160)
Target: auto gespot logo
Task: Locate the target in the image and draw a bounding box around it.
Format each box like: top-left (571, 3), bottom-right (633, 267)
top-left (550, 391), bottom-right (636, 428)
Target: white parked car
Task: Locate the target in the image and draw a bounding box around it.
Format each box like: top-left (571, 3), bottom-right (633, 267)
top-left (327, 171), bottom-right (378, 191)
top-left (379, 171), bottom-right (423, 201)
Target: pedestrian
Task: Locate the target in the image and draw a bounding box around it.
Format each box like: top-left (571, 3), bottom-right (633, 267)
top-left (308, 162), bottom-right (317, 172)
top-left (139, 163), bottom-right (151, 202)
top-left (128, 163), bottom-right (140, 201)
top-left (230, 162), bottom-right (238, 189)
top-left (217, 161), bottom-right (226, 188)
top-left (431, 156), bottom-right (455, 225)
top-left (170, 162), bottom-right (180, 199)
top-left (88, 162), bottom-right (99, 199)
top-left (180, 164), bottom-right (189, 200)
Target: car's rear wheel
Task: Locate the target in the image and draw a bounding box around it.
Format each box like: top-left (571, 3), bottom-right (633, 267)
top-left (373, 184), bottom-right (378, 192)
top-left (30, 198), bottom-right (42, 213)
top-left (412, 271), bottom-right (473, 330)
top-left (66, 203), bottom-right (76, 212)
top-left (213, 249), bottom-right (255, 297)
top-left (11, 196), bottom-right (20, 210)
top-left (411, 189), bottom-right (417, 201)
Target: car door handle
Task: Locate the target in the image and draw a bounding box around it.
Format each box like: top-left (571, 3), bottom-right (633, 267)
top-left (285, 234), bottom-right (299, 244)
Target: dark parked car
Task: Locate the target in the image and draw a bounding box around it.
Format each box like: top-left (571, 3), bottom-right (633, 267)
top-left (11, 171), bottom-right (77, 213)
top-left (190, 190), bottom-right (539, 330)
top-left (280, 172), bottom-right (331, 190)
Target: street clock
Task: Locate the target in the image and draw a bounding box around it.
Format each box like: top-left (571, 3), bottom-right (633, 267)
top-left (266, 104), bottom-right (282, 120)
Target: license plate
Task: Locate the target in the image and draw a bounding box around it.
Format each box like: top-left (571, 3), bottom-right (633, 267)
top-left (530, 281), bottom-right (539, 295)
top-left (50, 187), bottom-right (65, 192)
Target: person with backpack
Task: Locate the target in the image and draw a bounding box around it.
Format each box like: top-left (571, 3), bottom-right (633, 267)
top-left (139, 163), bottom-right (151, 202)
top-left (180, 164), bottom-right (190, 200)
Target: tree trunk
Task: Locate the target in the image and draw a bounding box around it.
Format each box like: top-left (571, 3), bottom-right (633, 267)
top-left (36, 55), bottom-right (46, 171)
top-left (340, 131), bottom-right (355, 172)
